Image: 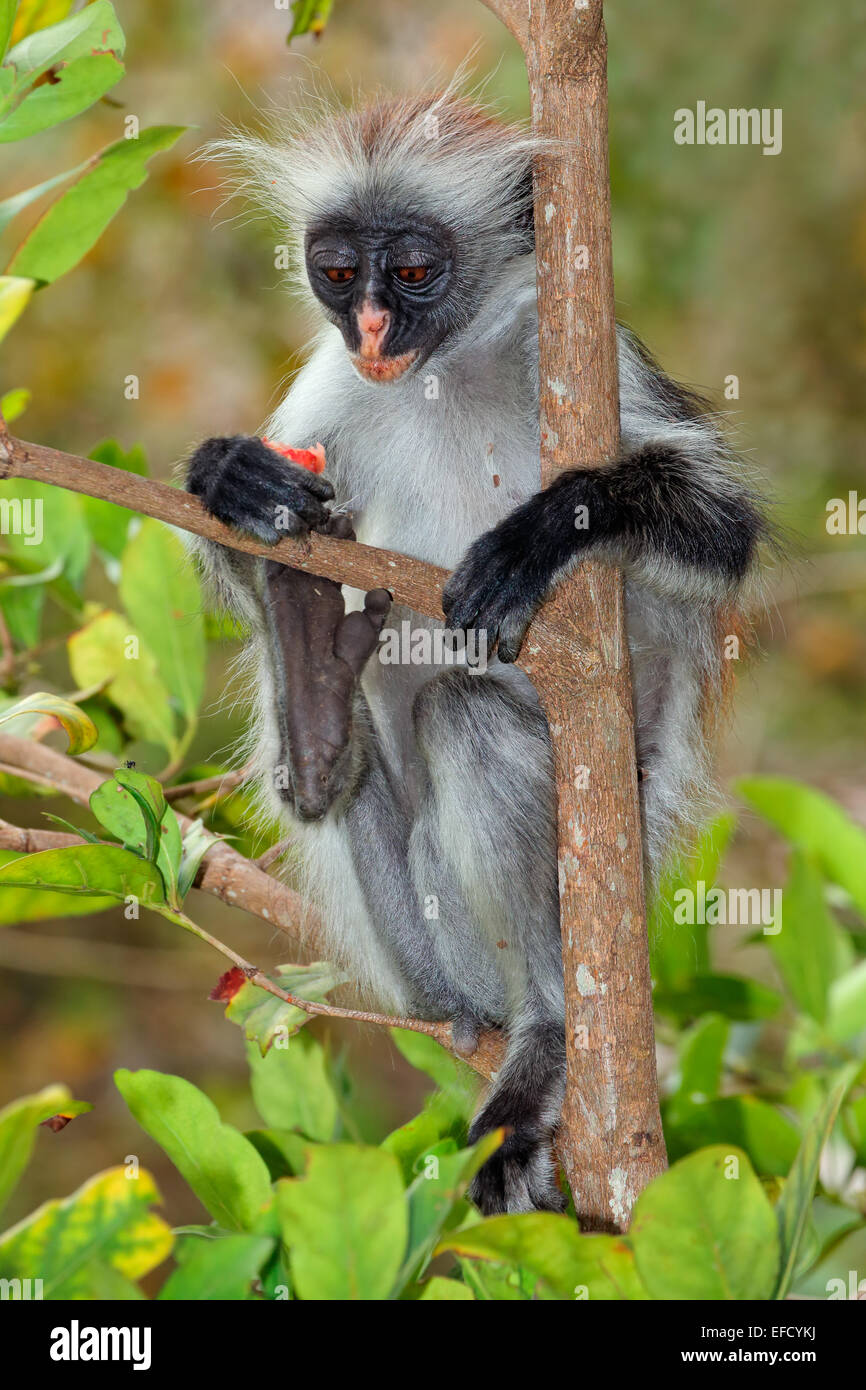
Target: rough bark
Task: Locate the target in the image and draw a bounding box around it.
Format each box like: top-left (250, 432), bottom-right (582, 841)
top-left (480, 0), bottom-right (667, 1229)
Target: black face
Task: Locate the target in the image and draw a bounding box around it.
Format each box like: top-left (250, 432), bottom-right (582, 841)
top-left (304, 212), bottom-right (458, 383)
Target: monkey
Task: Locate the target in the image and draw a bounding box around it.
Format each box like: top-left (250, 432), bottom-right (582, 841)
top-left (184, 90), bottom-right (767, 1215)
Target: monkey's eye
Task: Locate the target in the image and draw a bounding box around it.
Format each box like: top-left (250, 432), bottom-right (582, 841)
top-left (324, 267), bottom-right (356, 284)
top-left (395, 266), bottom-right (430, 284)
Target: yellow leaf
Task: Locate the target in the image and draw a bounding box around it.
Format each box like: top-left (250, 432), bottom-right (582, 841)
top-left (0, 276), bottom-right (35, 341)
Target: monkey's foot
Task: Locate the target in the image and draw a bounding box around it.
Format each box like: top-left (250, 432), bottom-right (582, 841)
top-left (264, 528), bottom-right (390, 820)
top-left (468, 1124), bottom-right (566, 1216)
top-left (449, 1009), bottom-right (485, 1057)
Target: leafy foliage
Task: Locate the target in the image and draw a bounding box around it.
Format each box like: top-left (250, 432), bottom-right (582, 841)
top-left (0, 0), bottom-right (185, 340)
top-left (0, 0), bottom-right (864, 1303)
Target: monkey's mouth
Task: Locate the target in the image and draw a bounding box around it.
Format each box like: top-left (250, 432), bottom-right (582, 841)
top-left (350, 349), bottom-right (418, 384)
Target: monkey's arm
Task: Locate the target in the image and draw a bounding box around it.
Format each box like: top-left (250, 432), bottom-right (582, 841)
top-left (442, 441), bottom-right (766, 662)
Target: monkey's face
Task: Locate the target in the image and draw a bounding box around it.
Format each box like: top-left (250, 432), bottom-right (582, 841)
top-left (304, 213), bottom-right (458, 384)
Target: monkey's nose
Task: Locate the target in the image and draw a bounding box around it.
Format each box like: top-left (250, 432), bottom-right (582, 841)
top-left (357, 300), bottom-right (391, 358)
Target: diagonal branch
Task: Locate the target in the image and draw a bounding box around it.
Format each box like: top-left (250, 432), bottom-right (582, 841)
top-left (0, 430), bottom-right (594, 674)
top-left (0, 733), bottom-right (506, 1079)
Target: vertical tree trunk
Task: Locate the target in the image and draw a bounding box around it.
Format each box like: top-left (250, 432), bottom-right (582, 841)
top-left (481, 0), bottom-right (666, 1230)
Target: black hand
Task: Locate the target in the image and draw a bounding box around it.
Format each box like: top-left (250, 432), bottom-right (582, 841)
top-left (442, 487), bottom-right (577, 663)
top-left (185, 435), bottom-right (334, 542)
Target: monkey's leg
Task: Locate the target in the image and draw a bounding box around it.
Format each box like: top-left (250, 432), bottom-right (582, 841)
top-left (263, 557), bottom-right (488, 1034)
top-left (262, 532), bottom-right (391, 821)
top-left (341, 735), bottom-right (493, 1040)
top-left (410, 670), bottom-right (568, 1214)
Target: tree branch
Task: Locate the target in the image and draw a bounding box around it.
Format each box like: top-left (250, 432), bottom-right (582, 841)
top-left (0, 733), bottom-right (506, 1079)
top-left (480, 0), bottom-right (666, 1230)
top-left (0, 730), bottom-right (316, 948)
top-left (0, 429), bottom-right (593, 675)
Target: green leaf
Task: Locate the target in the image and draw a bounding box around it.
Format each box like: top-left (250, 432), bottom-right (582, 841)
top-left (7, 126), bottom-right (185, 280)
top-left (0, 1166), bottom-right (172, 1298)
top-left (417, 1275), bottom-right (474, 1300)
top-left (90, 767), bottom-right (181, 904)
top-left (397, 1133), bottom-right (501, 1293)
top-left (158, 1232), bottom-right (273, 1301)
top-left (247, 1032), bottom-right (338, 1142)
top-left (664, 1096), bottom-right (800, 1175)
top-left (42, 813), bottom-right (102, 844)
top-left (0, 843), bottom-right (166, 905)
top-left (226, 962), bottom-right (345, 1055)
top-left (8, 2), bottom-right (76, 49)
top-left (672, 1013), bottom-right (728, 1105)
top-left (765, 850), bottom-right (843, 1022)
top-left (277, 1145), bottom-right (407, 1300)
top-left (177, 818), bottom-right (219, 899)
top-left (826, 959), bottom-right (866, 1043)
top-left (630, 1146), bottom-right (780, 1300)
top-left (115, 1069), bottom-right (272, 1233)
top-left (0, 385), bottom-right (31, 420)
top-left (439, 1214), bottom-right (648, 1301)
top-left (389, 1026), bottom-right (479, 1124)
top-left (119, 518), bottom-right (205, 728)
top-left (0, 1), bottom-right (15, 58)
top-left (4, 0), bottom-right (122, 84)
top-left (737, 777), bottom-right (866, 919)
top-left (0, 848), bottom-right (114, 921)
top-left (82, 440), bottom-right (147, 561)
top-left (157, 802), bottom-right (183, 907)
top-left (654, 972), bottom-right (782, 1022)
top-left (773, 1063), bottom-right (859, 1300)
top-left (390, 1027), bottom-right (464, 1088)
top-left (0, 478), bottom-right (90, 591)
top-left (382, 1088), bottom-right (473, 1184)
top-left (0, 689), bottom-right (97, 753)
top-left (90, 774), bottom-right (156, 858)
top-left (0, 1083), bottom-right (88, 1217)
top-left (68, 608), bottom-right (176, 751)
top-left (288, 0), bottom-right (334, 41)
top-left (0, 2), bottom-right (125, 144)
top-left (0, 581), bottom-right (42, 648)
top-left (0, 273), bottom-right (34, 338)
top-left (791, 1223), bottom-right (866, 1299)
top-left (245, 1128), bottom-right (311, 1181)
top-left (0, 52), bottom-right (123, 142)
top-left (649, 811), bottom-right (736, 990)
top-left (0, 158), bottom-right (87, 233)
top-left (843, 1092), bottom-right (866, 1165)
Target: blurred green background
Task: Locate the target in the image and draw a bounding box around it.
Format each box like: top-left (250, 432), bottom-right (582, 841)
top-left (1, 0), bottom-right (864, 1229)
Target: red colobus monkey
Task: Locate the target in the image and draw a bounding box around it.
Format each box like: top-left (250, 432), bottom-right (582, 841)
top-left (186, 91), bottom-right (766, 1213)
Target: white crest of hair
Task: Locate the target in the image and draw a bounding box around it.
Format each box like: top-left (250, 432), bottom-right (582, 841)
top-left (204, 68), bottom-right (549, 307)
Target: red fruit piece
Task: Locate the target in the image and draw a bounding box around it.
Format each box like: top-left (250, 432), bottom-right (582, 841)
top-left (261, 437), bottom-right (327, 474)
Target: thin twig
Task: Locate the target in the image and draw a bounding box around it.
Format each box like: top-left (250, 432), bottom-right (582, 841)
top-left (164, 764), bottom-right (251, 803)
top-left (0, 739), bottom-right (506, 1079)
top-left (255, 836), bottom-right (294, 870)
